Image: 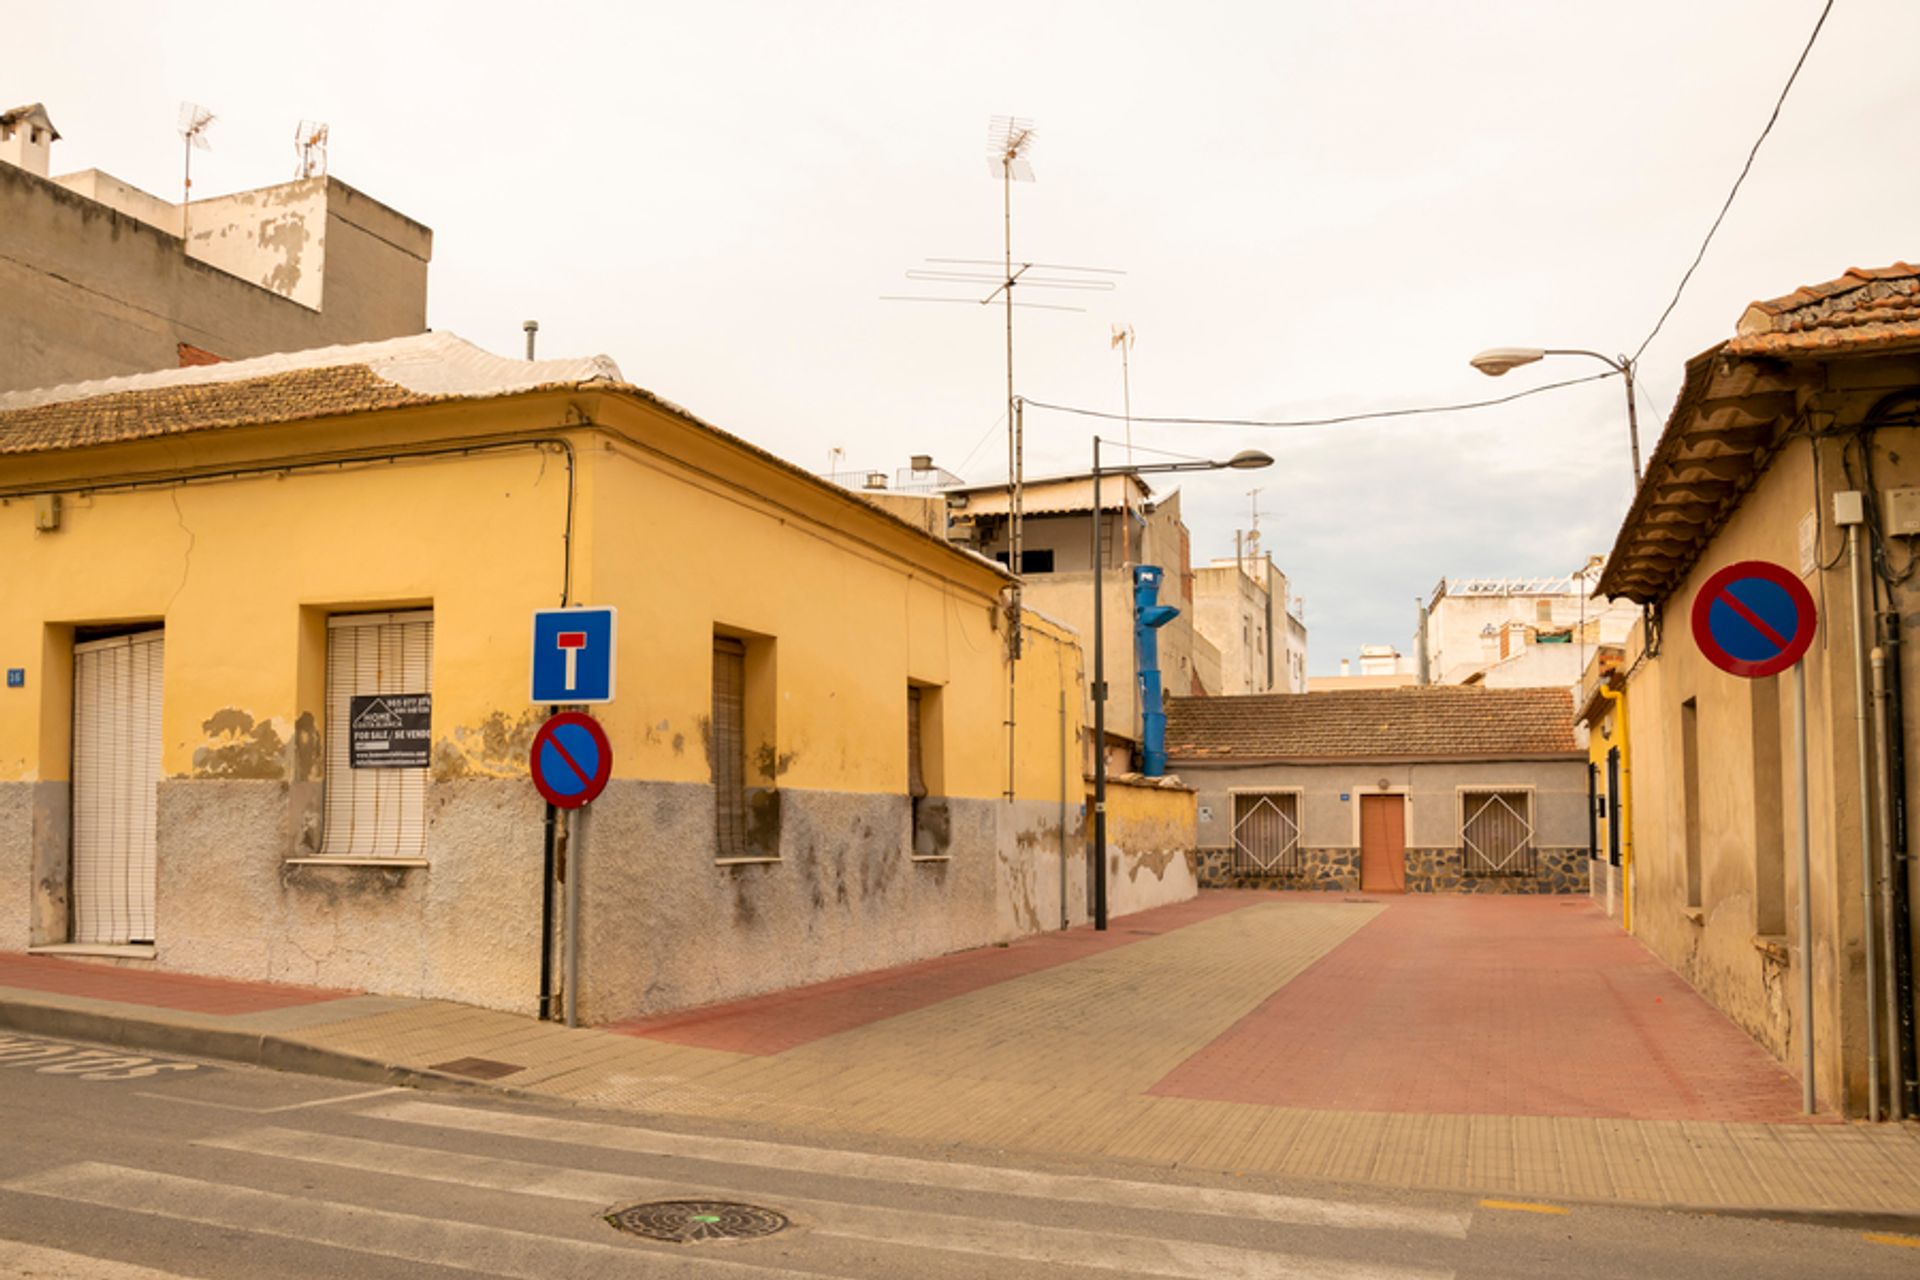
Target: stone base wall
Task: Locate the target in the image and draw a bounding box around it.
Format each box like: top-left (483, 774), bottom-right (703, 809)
top-left (1196, 846), bottom-right (1359, 892)
top-left (1402, 846), bottom-right (1589, 894)
top-left (1198, 845), bottom-right (1588, 895)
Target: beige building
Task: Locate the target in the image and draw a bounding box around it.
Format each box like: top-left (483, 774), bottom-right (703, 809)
top-left (1191, 553), bottom-right (1308, 695)
top-left (1168, 686), bottom-right (1588, 895)
top-left (945, 473), bottom-right (1204, 769)
top-left (0, 102), bottom-right (430, 392)
top-left (1598, 261), bottom-right (1920, 1119)
top-left (1420, 567), bottom-right (1640, 688)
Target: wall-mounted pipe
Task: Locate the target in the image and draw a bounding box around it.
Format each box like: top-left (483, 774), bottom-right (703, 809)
top-left (1846, 515), bottom-right (1882, 1120)
top-left (1133, 565), bottom-right (1178, 777)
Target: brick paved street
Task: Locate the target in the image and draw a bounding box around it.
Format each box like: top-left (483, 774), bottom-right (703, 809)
top-left (1150, 895), bottom-right (1814, 1123)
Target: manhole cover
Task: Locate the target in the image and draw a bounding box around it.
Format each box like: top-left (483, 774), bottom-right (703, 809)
top-left (428, 1056), bottom-right (523, 1080)
top-left (608, 1200), bottom-right (790, 1243)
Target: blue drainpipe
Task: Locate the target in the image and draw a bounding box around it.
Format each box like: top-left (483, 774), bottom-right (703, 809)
top-left (1133, 565), bottom-right (1180, 777)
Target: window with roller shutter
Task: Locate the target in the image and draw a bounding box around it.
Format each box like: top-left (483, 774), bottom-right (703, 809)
top-left (323, 611), bottom-right (433, 859)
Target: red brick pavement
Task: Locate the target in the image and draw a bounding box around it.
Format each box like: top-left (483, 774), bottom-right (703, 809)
top-left (1149, 895), bottom-right (1823, 1123)
top-left (0, 952), bottom-right (353, 1016)
top-left (610, 893), bottom-right (1252, 1055)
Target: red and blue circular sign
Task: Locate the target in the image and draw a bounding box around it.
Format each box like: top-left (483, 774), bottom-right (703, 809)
top-left (529, 711), bottom-right (612, 809)
top-left (1690, 560), bottom-right (1818, 679)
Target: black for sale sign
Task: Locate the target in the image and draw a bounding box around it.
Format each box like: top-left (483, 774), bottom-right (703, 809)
top-left (348, 694), bottom-right (432, 769)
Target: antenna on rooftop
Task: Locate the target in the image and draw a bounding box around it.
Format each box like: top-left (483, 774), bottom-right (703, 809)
top-left (294, 120), bottom-right (329, 179)
top-left (882, 113), bottom-right (1124, 678)
top-left (177, 102), bottom-right (215, 242)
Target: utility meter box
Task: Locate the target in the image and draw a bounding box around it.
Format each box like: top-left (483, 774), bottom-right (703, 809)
top-left (1884, 487), bottom-right (1920, 537)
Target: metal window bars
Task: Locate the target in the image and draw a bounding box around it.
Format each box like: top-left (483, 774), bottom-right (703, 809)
top-left (1460, 791), bottom-right (1537, 876)
top-left (1231, 793), bottom-right (1302, 875)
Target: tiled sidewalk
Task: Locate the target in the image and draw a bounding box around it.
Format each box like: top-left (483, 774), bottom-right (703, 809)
top-left (5, 893), bottom-right (1919, 1217)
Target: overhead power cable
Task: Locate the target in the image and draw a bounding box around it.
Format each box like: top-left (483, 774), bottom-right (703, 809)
top-left (1018, 370), bottom-right (1614, 430)
top-left (1632, 0), bottom-right (1835, 363)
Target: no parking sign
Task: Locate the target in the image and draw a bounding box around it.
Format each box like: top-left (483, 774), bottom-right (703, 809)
top-left (1690, 560), bottom-right (1817, 679)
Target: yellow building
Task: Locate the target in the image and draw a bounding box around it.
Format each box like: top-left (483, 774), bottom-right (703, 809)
top-left (0, 334), bottom-right (1104, 1021)
top-left (1598, 262), bottom-right (1920, 1118)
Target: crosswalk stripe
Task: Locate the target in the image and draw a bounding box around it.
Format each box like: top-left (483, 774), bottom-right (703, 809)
top-left (201, 1126), bottom-right (1453, 1280)
top-left (1, 1162), bottom-right (831, 1280)
top-left (362, 1098), bottom-right (1469, 1238)
top-left (0, 1239), bottom-right (201, 1279)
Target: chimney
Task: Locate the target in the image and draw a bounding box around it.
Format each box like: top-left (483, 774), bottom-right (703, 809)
top-left (1339, 659), bottom-right (1351, 677)
top-left (0, 103), bottom-right (59, 177)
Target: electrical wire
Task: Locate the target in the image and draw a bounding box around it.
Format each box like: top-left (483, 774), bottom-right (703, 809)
top-left (1632, 0), bottom-right (1835, 364)
top-left (1017, 370), bottom-right (1615, 430)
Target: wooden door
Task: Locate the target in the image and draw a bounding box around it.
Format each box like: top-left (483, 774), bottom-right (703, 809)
top-left (1359, 794), bottom-right (1405, 893)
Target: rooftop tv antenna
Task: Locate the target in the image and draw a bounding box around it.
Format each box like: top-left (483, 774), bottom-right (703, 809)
top-left (294, 120), bottom-right (329, 179)
top-left (882, 114), bottom-right (1124, 667)
top-left (177, 102), bottom-right (215, 242)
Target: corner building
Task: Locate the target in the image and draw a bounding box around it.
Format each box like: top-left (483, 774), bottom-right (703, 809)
top-left (0, 334), bottom-right (1091, 1022)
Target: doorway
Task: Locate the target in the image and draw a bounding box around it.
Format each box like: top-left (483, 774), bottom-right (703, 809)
top-left (1359, 793), bottom-right (1405, 893)
top-left (71, 630), bottom-right (165, 945)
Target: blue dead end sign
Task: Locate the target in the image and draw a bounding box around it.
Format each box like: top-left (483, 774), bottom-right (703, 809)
top-left (531, 607), bottom-right (616, 704)
top-left (1690, 559), bottom-right (1818, 679)
top-left (529, 711), bottom-right (612, 809)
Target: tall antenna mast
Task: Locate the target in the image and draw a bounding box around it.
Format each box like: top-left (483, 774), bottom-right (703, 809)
top-left (987, 115), bottom-right (1036, 661)
top-left (177, 102), bottom-right (215, 242)
top-left (1111, 323), bottom-right (1135, 566)
top-left (294, 120), bottom-right (330, 179)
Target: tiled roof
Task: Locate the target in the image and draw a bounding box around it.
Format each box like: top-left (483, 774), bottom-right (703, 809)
top-left (0, 332), bottom-right (622, 455)
top-left (1164, 686), bottom-right (1580, 763)
top-left (1599, 258), bottom-right (1920, 604)
top-left (1730, 262), bottom-right (1920, 358)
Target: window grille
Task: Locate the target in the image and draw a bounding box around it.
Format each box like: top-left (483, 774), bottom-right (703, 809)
top-left (906, 687), bottom-right (926, 800)
top-left (72, 630), bottom-right (165, 944)
top-left (1231, 792), bottom-right (1301, 874)
top-left (1460, 790), bottom-right (1536, 876)
top-left (713, 637), bottom-right (748, 857)
top-left (323, 611), bottom-right (432, 859)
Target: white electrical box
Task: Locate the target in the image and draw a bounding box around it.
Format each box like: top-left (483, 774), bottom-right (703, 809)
top-left (1885, 488), bottom-right (1920, 537)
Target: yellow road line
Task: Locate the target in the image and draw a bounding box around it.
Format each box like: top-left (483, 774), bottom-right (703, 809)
top-left (1864, 1232), bottom-right (1920, 1249)
top-left (1479, 1198), bottom-right (1570, 1216)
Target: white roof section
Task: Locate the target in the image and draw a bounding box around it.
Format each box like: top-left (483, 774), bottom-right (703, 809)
top-left (0, 331), bottom-right (623, 413)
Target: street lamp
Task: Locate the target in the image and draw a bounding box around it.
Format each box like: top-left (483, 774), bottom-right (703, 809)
top-left (1469, 347), bottom-right (1642, 484)
top-left (1089, 434), bottom-right (1273, 931)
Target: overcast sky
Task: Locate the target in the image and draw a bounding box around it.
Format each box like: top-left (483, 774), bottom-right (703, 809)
top-left (10, 1), bottom-right (1915, 671)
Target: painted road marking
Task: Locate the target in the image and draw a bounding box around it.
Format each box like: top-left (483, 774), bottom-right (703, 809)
top-left (1477, 1199), bottom-right (1569, 1216)
top-left (199, 1127), bottom-right (1455, 1280)
top-left (1865, 1232), bottom-right (1920, 1249)
top-left (3, 1162), bottom-right (823, 1280)
top-left (363, 1097), bottom-right (1470, 1238)
top-left (0, 1034), bottom-right (200, 1081)
top-left (134, 1084), bottom-right (405, 1114)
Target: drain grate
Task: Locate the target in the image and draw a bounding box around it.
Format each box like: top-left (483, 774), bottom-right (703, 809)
top-left (608, 1200), bottom-right (790, 1243)
top-left (428, 1056), bottom-right (523, 1080)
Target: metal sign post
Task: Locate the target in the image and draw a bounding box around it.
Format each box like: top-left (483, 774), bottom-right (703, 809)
top-left (530, 711), bottom-right (613, 1028)
top-left (1692, 559), bottom-right (1820, 1114)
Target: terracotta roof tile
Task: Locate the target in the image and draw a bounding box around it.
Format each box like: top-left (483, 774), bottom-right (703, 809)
top-left (1730, 261), bottom-right (1920, 357)
top-left (1164, 686), bottom-right (1579, 763)
top-left (0, 365), bottom-right (430, 455)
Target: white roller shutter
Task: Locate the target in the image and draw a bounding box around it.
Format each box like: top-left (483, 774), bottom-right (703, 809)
top-left (72, 630), bottom-right (164, 945)
top-left (323, 611), bottom-right (433, 858)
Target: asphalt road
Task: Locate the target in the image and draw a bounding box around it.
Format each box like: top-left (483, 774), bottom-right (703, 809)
top-left (0, 1031), bottom-right (1911, 1279)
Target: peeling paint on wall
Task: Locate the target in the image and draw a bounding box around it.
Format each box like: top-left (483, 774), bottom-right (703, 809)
top-left (433, 709), bottom-right (544, 780)
top-left (192, 708), bottom-right (290, 780)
